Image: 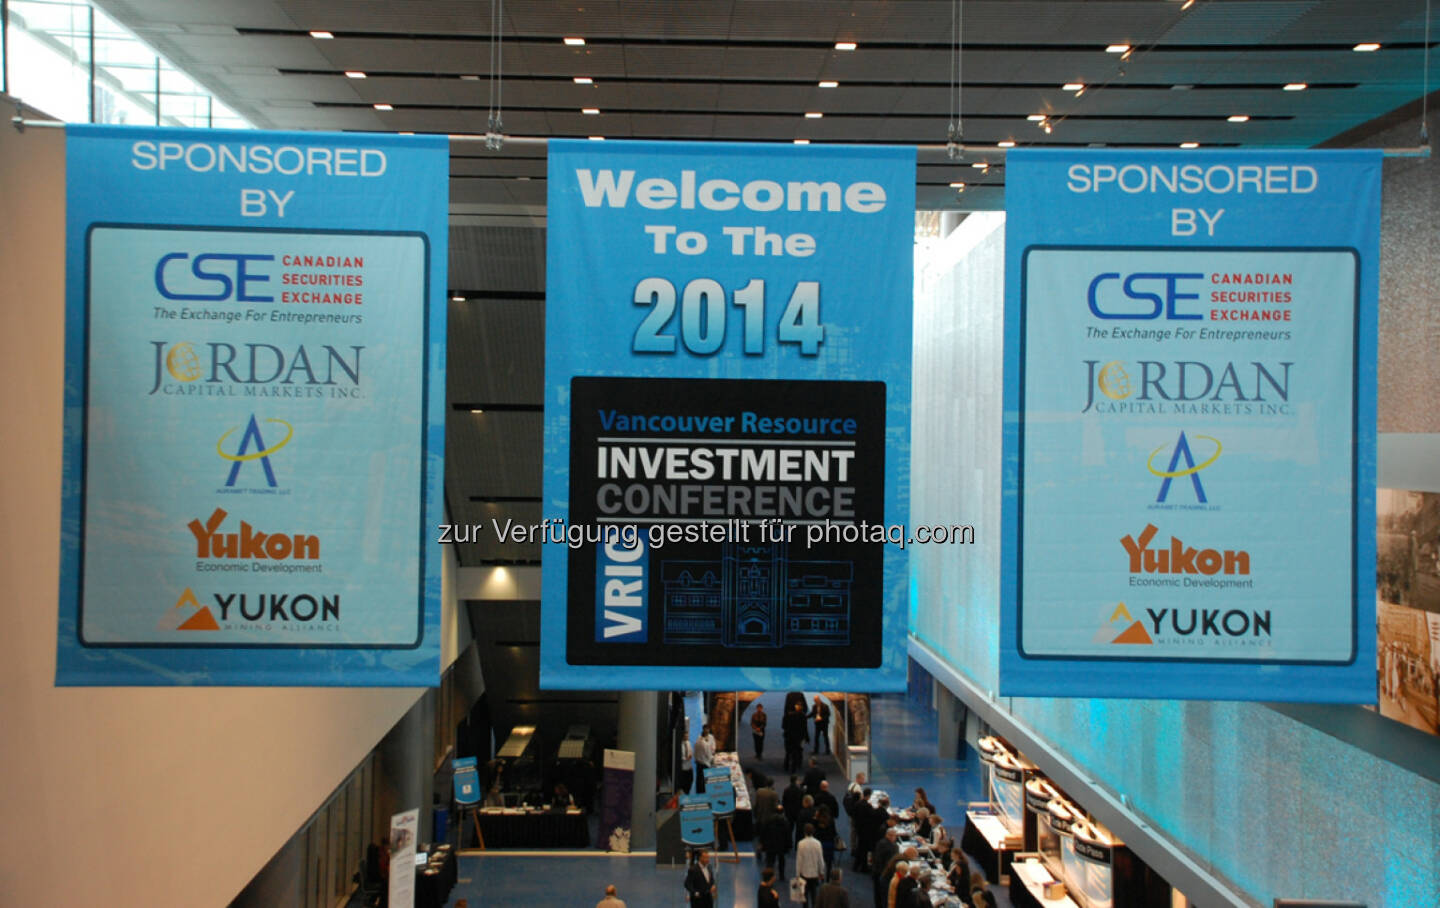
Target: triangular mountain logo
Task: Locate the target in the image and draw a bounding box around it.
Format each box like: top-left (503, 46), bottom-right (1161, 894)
top-left (1092, 601), bottom-right (1153, 645)
top-left (1111, 620), bottom-right (1153, 645)
top-left (159, 587), bottom-right (219, 631)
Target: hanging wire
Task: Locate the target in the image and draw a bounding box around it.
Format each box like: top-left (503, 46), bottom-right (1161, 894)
top-left (946, 0), bottom-right (963, 158)
top-left (1422, 0), bottom-right (1432, 144)
top-left (486, 0), bottom-right (504, 148)
top-left (1045, 0), bottom-right (1203, 136)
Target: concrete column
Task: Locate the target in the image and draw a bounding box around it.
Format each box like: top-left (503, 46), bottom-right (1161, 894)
top-left (617, 690), bottom-right (660, 849)
top-left (377, 691), bottom-right (437, 842)
top-left (936, 685), bottom-right (966, 761)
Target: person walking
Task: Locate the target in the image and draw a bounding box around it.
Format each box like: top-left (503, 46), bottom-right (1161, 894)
top-left (782, 775), bottom-right (804, 843)
top-left (871, 826), bottom-right (900, 899)
top-left (815, 779), bottom-right (839, 821)
top-left (757, 867), bottom-right (782, 908)
top-left (782, 701), bottom-right (808, 773)
top-left (685, 849), bottom-right (717, 908)
top-left (803, 757), bottom-right (826, 798)
top-left (750, 703), bottom-right (768, 761)
top-left (796, 824), bottom-right (825, 908)
top-left (813, 805), bottom-right (838, 877)
top-left (815, 868), bottom-right (851, 908)
top-left (595, 883), bottom-right (626, 908)
top-left (760, 806), bottom-right (791, 882)
top-left (810, 695), bottom-right (831, 755)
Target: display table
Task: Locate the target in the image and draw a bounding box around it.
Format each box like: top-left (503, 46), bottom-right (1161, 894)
top-left (962, 807), bottom-right (1020, 884)
top-left (1007, 856), bottom-right (1079, 908)
top-left (714, 809), bottom-right (753, 847)
top-left (474, 807), bottom-right (590, 848)
top-left (415, 848), bottom-right (457, 908)
top-left (864, 790), bottom-right (960, 906)
top-left (711, 751), bottom-right (754, 845)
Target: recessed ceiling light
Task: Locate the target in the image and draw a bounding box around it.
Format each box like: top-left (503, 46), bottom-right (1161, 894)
top-left (950, 182), bottom-right (966, 192)
top-left (1227, 114), bottom-right (1250, 122)
top-left (1106, 44), bottom-right (1130, 54)
top-left (460, 74), bottom-right (481, 81)
top-left (574, 76), bottom-right (593, 84)
top-left (1283, 82), bottom-right (1308, 91)
top-left (373, 103), bottom-right (393, 111)
top-left (1171, 84), bottom-right (1194, 91)
top-left (470, 408), bottom-right (484, 414)
top-left (564, 37), bottom-right (586, 46)
top-left (399, 131), bottom-right (415, 135)
top-left (819, 80), bottom-right (839, 88)
top-left (588, 135), bottom-right (605, 141)
top-left (582, 108), bottom-right (600, 115)
top-left (1062, 83), bottom-right (1084, 92)
top-left (1027, 114), bottom-right (1046, 122)
top-left (794, 139), bottom-right (810, 144)
top-left (834, 41), bottom-right (857, 51)
top-left (1352, 43), bottom-right (1381, 52)
top-left (451, 295), bottom-right (465, 302)
top-left (1179, 142), bottom-right (1199, 148)
top-left (345, 71), bottom-right (366, 79)
top-left (805, 111), bottom-right (824, 119)
top-left (516, 176), bottom-right (531, 181)
top-left (309, 30), bottom-right (334, 39)
top-left (998, 140), bottom-right (1016, 148)
top-left (972, 162), bottom-right (989, 170)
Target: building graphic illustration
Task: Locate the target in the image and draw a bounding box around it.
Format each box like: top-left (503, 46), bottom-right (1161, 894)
top-left (659, 542), bottom-right (853, 648)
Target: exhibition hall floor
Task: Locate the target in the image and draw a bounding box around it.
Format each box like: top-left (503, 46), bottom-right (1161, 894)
top-left (427, 692), bottom-right (1010, 908)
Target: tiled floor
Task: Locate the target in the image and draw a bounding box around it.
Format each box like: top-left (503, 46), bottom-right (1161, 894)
top-left (426, 692), bottom-right (1010, 907)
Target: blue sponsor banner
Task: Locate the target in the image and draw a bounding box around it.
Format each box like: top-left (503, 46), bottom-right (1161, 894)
top-left (453, 757), bottom-right (480, 806)
top-left (57, 125), bottom-right (447, 686)
top-left (679, 794), bottom-right (715, 847)
top-left (707, 778), bottom-right (736, 818)
top-left (1001, 149), bottom-right (1379, 701)
top-left (543, 140), bottom-right (915, 690)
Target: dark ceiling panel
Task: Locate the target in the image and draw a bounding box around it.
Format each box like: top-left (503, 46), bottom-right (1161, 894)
top-left (449, 225), bottom-right (547, 292)
top-left (445, 296), bottom-right (545, 403)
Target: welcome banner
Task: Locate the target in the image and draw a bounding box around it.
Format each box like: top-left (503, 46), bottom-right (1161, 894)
top-left (543, 140), bottom-right (915, 690)
top-left (57, 125), bottom-right (447, 685)
top-left (1001, 149), bottom-right (1379, 701)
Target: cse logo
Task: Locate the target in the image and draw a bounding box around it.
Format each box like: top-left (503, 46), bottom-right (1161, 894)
top-left (1088, 272), bottom-right (1203, 320)
top-left (155, 252), bottom-right (275, 302)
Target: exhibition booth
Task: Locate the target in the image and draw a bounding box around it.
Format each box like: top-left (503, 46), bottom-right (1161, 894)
top-left (965, 735), bottom-right (1173, 908)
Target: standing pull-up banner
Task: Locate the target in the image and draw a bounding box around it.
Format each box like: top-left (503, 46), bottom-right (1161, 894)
top-left (543, 140), bottom-right (915, 691)
top-left (57, 125), bottom-right (447, 685)
top-left (1001, 149), bottom-right (1379, 701)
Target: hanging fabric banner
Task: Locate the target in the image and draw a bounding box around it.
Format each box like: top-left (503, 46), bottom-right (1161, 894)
top-left (1001, 148), bottom-right (1379, 701)
top-left (57, 125), bottom-right (447, 686)
top-left (542, 139), bottom-right (915, 691)
top-left (388, 808), bottom-right (420, 908)
top-left (599, 748), bottom-right (636, 852)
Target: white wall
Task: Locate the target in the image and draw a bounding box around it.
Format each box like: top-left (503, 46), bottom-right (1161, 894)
top-left (0, 115), bottom-right (428, 906)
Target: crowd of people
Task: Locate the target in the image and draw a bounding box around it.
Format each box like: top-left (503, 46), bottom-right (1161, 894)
top-left (655, 699), bottom-right (998, 908)
top-left (740, 766), bottom-right (996, 908)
